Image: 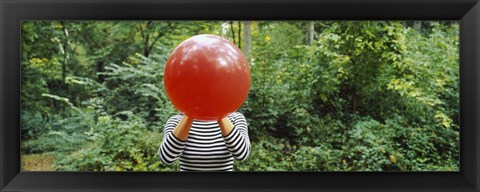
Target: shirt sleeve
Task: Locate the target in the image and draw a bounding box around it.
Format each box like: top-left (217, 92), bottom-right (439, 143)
top-left (158, 115), bottom-right (187, 165)
top-left (223, 112), bottom-right (251, 161)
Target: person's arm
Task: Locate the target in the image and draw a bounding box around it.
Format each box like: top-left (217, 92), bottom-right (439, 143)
top-left (158, 115), bottom-right (193, 165)
top-left (172, 115), bottom-right (194, 141)
top-left (218, 112), bottom-right (251, 161)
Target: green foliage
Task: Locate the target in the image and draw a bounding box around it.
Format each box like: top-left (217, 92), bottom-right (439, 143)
top-left (21, 111), bottom-right (50, 140)
top-left (40, 50), bottom-right (180, 171)
top-left (100, 51), bottom-right (177, 128)
top-left (22, 109), bottom-right (91, 154)
top-left (54, 113), bottom-right (177, 171)
top-left (239, 21), bottom-right (459, 171)
top-left (21, 21), bottom-right (459, 172)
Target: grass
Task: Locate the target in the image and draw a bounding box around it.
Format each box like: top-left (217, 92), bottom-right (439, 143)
top-left (21, 153), bottom-right (55, 171)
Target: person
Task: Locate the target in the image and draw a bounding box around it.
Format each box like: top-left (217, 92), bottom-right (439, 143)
top-left (158, 112), bottom-right (251, 171)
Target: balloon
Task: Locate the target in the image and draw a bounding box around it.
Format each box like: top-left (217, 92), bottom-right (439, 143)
top-left (164, 34), bottom-right (250, 120)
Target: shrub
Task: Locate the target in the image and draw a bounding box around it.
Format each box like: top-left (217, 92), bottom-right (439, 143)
top-left (54, 112), bottom-right (177, 171)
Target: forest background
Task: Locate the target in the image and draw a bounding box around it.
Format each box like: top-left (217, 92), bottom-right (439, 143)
top-left (20, 21), bottom-right (459, 171)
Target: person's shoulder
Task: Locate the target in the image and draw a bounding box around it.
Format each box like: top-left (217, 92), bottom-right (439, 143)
top-left (169, 114), bottom-right (183, 121)
top-left (229, 112), bottom-right (246, 120)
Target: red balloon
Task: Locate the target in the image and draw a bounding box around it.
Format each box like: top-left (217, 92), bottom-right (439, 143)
top-left (164, 34), bottom-right (250, 120)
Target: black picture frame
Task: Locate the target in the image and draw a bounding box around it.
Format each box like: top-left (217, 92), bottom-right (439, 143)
top-left (1, 0), bottom-right (479, 191)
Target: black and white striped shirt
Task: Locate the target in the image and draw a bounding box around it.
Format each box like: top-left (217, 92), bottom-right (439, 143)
top-left (158, 112), bottom-right (251, 171)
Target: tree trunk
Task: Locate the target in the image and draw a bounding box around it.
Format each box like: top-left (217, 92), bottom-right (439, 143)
top-left (230, 21), bottom-right (237, 45)
top-left (139, 21), bottom-right (163, 58)
top-left (59, 21), bottom-right (70, 118)
top-left (413, 21), bottom-right (422, 30)
top-left (97, 61), bottom-right (105, 83)
top-left (238, 21), bottom-right (242, 49)
top-left (144, 45), bottom-right (150, 57)
top-left (59, 21), bottom-right (69, 84)
top-left (307, 21), bottom-right (315, 45)
top-left (352, 87), bottom-right (357, 114)
top-left (243, 21), bottom-right (252, 58)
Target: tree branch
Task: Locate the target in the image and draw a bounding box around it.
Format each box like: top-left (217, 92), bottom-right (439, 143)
top-left (230, 21), bottom-right (236, 45)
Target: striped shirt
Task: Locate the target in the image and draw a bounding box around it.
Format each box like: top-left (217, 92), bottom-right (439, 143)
top-left (158, 112), bottom-right (251, 171)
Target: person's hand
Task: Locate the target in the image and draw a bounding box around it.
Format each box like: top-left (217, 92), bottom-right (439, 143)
top-left (218, 116), bottom-right (234, 137)
top-left (172, 114), bottom-right (194, 141)
top-left (182, 114), bottom-right (192, 122)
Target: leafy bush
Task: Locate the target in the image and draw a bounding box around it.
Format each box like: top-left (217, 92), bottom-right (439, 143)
top-left (54, 112), bottom-right (177, 171)
top-left (100, 51), bottom-right (177, 129)
top-left (234, 135), bottom-right (294, 171)
top-left (21, 111), bottom-right (51, 140)
top-left (21, 21), bottom-right (459, 172)
top-left (22, 108), bottom-right (91, 154)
